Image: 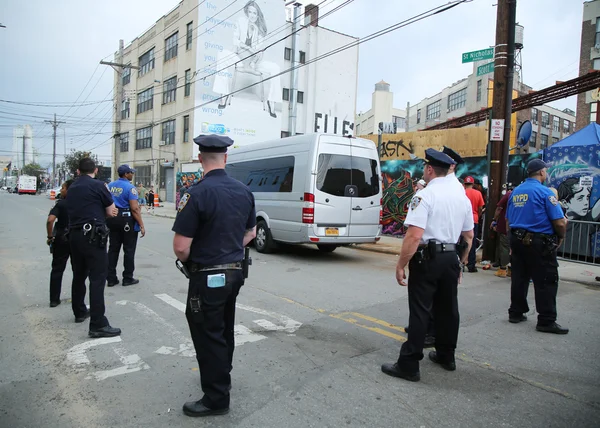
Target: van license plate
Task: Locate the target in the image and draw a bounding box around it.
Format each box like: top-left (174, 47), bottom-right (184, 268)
top-left (325, 228), bottom-right (339, 236)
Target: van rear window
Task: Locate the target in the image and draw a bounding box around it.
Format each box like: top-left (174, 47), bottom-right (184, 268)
top-left (316, 154), bottom-right (379, 197)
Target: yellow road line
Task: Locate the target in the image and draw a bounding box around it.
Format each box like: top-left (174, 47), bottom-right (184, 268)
top-left (329, 312), bottom-right (407, 342)
top-left (346, 312), bottom-right (406, 333)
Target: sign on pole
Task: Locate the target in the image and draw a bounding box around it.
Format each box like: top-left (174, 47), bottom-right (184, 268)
top-left (462, 48), bottom-right (494, 63)
top-left (477, 62), bottom-right (495, 77)
top-left (490, 119), bottom-right (505, 141)
top-left (378, 122), bottom-right (397, 134)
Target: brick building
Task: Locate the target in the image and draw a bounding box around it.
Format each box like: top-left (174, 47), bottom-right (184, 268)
top-left (576, 0), bottom-right (600, 130)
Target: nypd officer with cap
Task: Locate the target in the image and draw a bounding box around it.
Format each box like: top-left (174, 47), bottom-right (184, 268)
top-left (442, 146), bottom-right (466, 190)
top-left (107, 164), bottom-right (146, 287)
top-left (66, 157), bottom-right (121, 338)
top-left (382, 149), bottom-right (474, 382)
top-left (506, 158), bottom-right (568, 334)
top-left (172, 134), bottom-right (256, 417)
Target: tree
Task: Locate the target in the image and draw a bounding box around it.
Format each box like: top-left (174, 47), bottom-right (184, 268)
top-left (22, 162), bottom-right (45, 191)
top-left (64, 150), bottom-right (98, 176)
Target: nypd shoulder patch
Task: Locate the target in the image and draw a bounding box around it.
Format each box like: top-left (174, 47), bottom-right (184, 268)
top-left (410, 196), bottom-right (422, 211)
top-left (131, 188), bottom-right (138, 196)
top-left (178, 193), bottom-right (191, 212)
top-left (549, 195), bottom-right (558, 206)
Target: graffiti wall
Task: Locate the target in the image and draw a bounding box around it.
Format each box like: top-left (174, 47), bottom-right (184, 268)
top-left (175, 170), bottom-right (203, 207)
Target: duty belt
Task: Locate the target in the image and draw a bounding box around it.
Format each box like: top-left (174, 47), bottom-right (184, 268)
top-left (188, 261), bottom-right (243, 273)
top-left (418, 243), bottom-right (457, 253)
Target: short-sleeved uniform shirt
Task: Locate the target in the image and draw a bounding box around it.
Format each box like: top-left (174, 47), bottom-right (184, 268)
top-left (66, 175), bottom-right (114, 227)
top-left (49, 199), bottom-right (69, 236)
top-left (108, 178), bottom-right (138, 209)
top-left (405, 176), bottom-right (474, 244)
top-left (172, 169), bottom-right (256, 265)
top-left (465, 187), bottom-right (485, 223)
top-left (506, 178), bottom-right (564, 234)
top-left (445, 172), bottom-right (465, 192)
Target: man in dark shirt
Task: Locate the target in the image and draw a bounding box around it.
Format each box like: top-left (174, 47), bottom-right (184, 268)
top-left (491, 187), bottom-right (512, 277)
top-left (46, 179), bottom-right (74, 307)
top-left (173, 134), bottom-right (256, 418)
top-left (66, 157), bottom-right (121, 338)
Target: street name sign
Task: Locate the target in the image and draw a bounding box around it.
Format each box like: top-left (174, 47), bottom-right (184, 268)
top-left (490, 119), bottom-right (505, 141)
top-left (462, 48), bottom-right (494, 63)
top-left (477, 62), bottom-right (495, 77)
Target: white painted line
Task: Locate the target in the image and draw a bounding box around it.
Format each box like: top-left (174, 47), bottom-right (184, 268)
top-left (154, 343), bottom-right (196, 357)
top-left (87, 345), bottom-right (150, 381)
top-left (155, 293), bottom-right (187, 313)
top-left (234, 325), bottom-right (266, 346)
top-left (237, 304), bottom-right (303, 333)
top-left (253, 319), bottom-right (282, 331)
top-left (66, 337), bottom-right (122, 366)
top-left (117, 300), bottom-right (187, 342)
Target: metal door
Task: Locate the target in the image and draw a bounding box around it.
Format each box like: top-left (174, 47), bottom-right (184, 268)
top-left (165, 167), bottom-right (174, 203)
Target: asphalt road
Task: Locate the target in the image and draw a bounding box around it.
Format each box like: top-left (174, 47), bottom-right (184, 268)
top-left (1, 191), bottom-right (599, 428)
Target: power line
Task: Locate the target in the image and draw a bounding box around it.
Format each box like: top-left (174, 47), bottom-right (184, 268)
top-left (0, 99), bottom-right (112, 107)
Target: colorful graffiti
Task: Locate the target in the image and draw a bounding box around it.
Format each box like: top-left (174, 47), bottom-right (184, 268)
top-left (175, 170), bottom-right (203, 207)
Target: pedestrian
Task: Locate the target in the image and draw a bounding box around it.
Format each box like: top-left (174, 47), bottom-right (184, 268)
top-left (147, 186), bottom-right (155, 210)
top-left (106, 165), bottom-right (146, 287)
top-left (137, 183), bottom-right (149, 212)
top-left (463, 176), bottom-right (485, 272)
top-left (382, 148), bottom-right (474, 382)
top-left (415, 179), bottom-right (426, 192)
top-left (506, 159), bottom-right (568, 334)
top-left (172, 134), bottom-right (256, 417)
top-left (491, 186), bottom-right (513, 277)
top-left (66, 157), bottom-right (121, 338)
top-left (46, 179), bottom-right (74, 307)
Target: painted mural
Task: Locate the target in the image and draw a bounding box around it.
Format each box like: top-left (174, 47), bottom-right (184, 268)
top-left (175, 170), bottom-right (203, 207)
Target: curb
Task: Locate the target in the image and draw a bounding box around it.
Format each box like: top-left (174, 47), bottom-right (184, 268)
top-left (351, 244), bottom-right (399, 256)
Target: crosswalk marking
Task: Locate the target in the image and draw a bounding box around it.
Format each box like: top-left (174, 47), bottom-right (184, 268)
top-left (155, 293), bottom-right (186, 312)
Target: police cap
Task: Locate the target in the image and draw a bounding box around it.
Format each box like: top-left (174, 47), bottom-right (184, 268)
top-left (442, 146), bottom-right (464, 164)
top-left (117, 164), bottom-right (136, 176)
top-left (193, 134), bottom-right (234, 153)
top-left (526, 158), bottom-right (551, 174)
top-left (424, 148), bottom-right (456, 168)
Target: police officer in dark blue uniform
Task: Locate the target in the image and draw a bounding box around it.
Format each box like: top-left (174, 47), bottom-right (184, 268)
top-left (506, 159), bottom-right (568, 334)
top-left (173, 134), bottom-right (256, 417)
top-left (66, 157), bottom-right (121, 338)
top-left (107, 164), bottom-right (146, 287)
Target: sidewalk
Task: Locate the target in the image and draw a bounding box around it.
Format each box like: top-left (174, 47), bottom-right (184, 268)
top-left (145, 201), bottom-right (177, 219)
top-left (354, 236), bottom-right (600, 288)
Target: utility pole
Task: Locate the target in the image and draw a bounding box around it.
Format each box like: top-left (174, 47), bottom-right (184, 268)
top-left (482, 0), bottom-right (517, 261)
top-left (101, 40), bottom-right (139, 180)
top-left (44, 114), bottom-right (66, 187)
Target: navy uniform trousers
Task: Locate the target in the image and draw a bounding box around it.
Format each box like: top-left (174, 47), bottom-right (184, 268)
top-left (186, 268), bottom-right (244, 410)
top-left (49, 235), bottom-right (70, 303)
top-left (69, 229), bottom-right (109, 329)
top-left (107, 215), bottom-right (138, 283)
top-left (398, 252), bottom-right (461, 373)
top-left (508, 234), bottom-right (559, 325)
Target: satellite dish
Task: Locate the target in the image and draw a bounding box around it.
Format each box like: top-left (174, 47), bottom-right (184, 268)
top-left (516, 120), bottom-right (532, 148)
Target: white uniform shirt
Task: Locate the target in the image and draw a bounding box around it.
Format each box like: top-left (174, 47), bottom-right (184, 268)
top-left (445, 172), bottom-right (465, 192)
top-left (404, 176), bottom-right (474, 244)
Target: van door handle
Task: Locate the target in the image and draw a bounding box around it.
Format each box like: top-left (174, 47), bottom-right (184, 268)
top-left (352, 206), bottom-right (363, 211)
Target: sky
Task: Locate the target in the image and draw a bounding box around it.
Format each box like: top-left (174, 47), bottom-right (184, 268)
top-left (0, 0), bottom-right (585, 168)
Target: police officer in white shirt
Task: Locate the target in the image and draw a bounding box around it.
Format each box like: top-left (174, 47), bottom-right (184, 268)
top-left (382, 148), bottom-right (474, 382)
top-left (442, 146), bottom-right (465, 190)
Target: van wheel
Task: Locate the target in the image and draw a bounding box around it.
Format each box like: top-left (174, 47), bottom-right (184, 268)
top-left (317, 244), bottom-right (337, 253)
top-left (255, 220), bottom-right (275, 253)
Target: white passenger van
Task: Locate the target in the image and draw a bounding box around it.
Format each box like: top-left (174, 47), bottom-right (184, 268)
top-left (226, 133), bottom-right (382, 253)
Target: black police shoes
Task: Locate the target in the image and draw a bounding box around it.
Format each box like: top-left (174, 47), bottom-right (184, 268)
top-left (89, 325), bottom-right (122, 338)
top-left (536, 322), bottom-right (569, 335)
top-left (428, 351), bottom-right (456, 371)
top-left (424, 335), bottom-right (436, 348)
top-left (509, 314), bottom-right (527, 324)
top-left (468, 266), bottom-right (478, 273)
top-left (75, 311), bottom-right (90, 323)
top-left (107, 280), bottom-right (119, 287)
top-left (183, 400), bottom-right (229, 417)
top-left (50, 301), bottom-right (61, 308)
top-left (122, 278), bottom-right (140, 286)
top-left (381, 363), bottom-right (420, 382)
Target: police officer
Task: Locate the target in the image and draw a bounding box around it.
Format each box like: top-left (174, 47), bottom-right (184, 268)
top-left (442, 146), bottom-right (466, 190)
top-left (382, 149), bottom-right (474, 382)
top-left (506, 159), bottom-right (568, 334)
top-left (172, 134), bottom-right (256, 417)
top-left (107, 165), bottom-right (146, 287)
top-left (66, 157), bottom-right (121, 338)
top-left (46, 179), bottom-right (74, 307)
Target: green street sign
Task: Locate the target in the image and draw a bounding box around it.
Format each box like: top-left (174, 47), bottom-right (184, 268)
top-left (462, 48), bottom-right (494, 63)
top-left (477, 62), bottom-right (495, 77)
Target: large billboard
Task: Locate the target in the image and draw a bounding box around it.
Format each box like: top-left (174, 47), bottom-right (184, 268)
top-left (194, 0), bottom-right (286, 156)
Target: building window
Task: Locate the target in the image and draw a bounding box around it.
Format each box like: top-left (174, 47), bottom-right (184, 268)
top-left (476, 79), bottom-right (482, 102)
top-left (417, 109), bottom-right (421, 124)
top-left (185, 69), bottom-right (192, 97)
top-left (426, 100), bottom-right (441, 120)
top-left (121, 99), bottom-right (130, 119)
top-left (137, 88), bottom-right (154, 114)
top-left (119, 133), bottom-right (129, 152)
top-left (552, 137), bottom-right (559, 145)
top-left (165, 32), bottom-right (178, 62)
top-left (541, 112), bottom-right (550, 128)
top-left (448, 88), bottom-right (467, 112)
top-left (297, 91), bottom-right (304, 104)
top-left (281, 131), bottom-right (290, 138)
top-left (540, 133), bottom-right (548, 149)
top-left (186, 22), bottom-right (193, 50)
top-left (163, 76), bottom-right (177, 104)
top-left (552, 116), bottom-right (560, 132)
top-left (122, 66), bottom-right (131, 86)
top-left (138, 48), bottom-right (155, 76)
top-left (284, 48), bottom-right (291, 60)
top-left (161, 120), bottom-right (176, 145)
top-left (299, 51), bottom-right (306, 64)
top-left (136, 165), bottom-right (152, 187)
top-left (530, 131), bottom-right (537, 148)
top-left (392, 115), bottom-right (405, 131)
top-left (563, 119), bottom-right (570, 134)
top-left (136, 126), bottom-right (153, 150)
top-left (183, 115), bottom-right (189, 142)
top-left (283, 88), bottom-right (290, 101)
top-left (531, 108), bottom-right (538, 124)
top-left (596, 18), bottom-right (600, 47)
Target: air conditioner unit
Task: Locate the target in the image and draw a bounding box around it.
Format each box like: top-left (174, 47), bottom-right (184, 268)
top-left (159, 140), bottom-right (166, 146)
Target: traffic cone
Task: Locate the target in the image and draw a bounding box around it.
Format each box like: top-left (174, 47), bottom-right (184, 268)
top-left (153, 193), bottom-right (159, 207)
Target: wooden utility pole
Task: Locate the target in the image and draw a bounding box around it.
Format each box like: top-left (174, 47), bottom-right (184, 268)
top-left (482, 0), bottom-right (517, 262)
top-left (44, 114), bottom-right (66, 187)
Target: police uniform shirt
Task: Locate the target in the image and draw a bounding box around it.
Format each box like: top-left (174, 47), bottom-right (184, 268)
top-left (444, 172), bottom-right (465, 192)
top-left (49, 199), bottom-right (69, 236)
top-left (172, 169), bottom-right (256, 265)
top-left (405, 176), bottom-right (474, 244)
top-left (66, 176), bottom-right (114, 227)
top-left (108, 178), bottom-right (138, 209)
top-left (506, 178), bottom-right (564, 234)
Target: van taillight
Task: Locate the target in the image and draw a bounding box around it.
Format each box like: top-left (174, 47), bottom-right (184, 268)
top-left (302, 192), bottom-right (315, 224)
top-left (379, 198), bottom-right (383, 225)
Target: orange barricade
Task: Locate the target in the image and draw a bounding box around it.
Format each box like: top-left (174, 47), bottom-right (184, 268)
top-left (50, 190), bottom-right (56, 200)
top-left (154, 193), bottom-right (159, 207)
